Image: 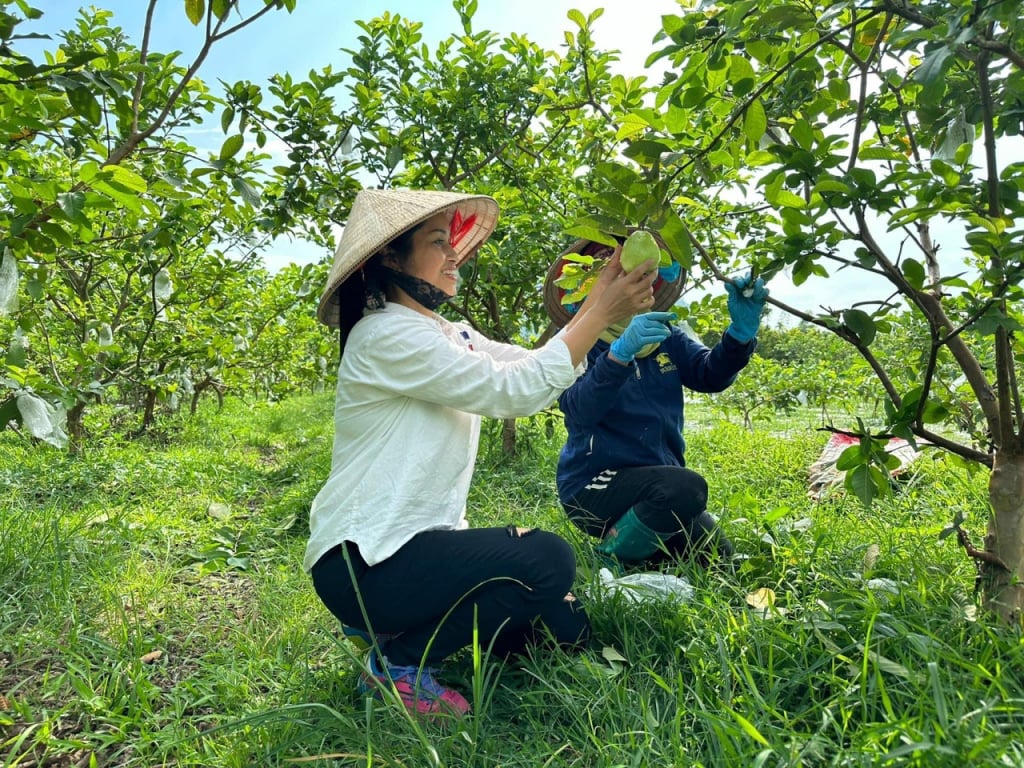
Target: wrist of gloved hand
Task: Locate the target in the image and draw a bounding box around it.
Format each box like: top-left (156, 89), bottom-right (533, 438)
top-left (609, 312), bottom-right (674, 362)
top-left (725, 321), bottom-right (759, 344)
top-left (609, 335), bottom-right (638, 363)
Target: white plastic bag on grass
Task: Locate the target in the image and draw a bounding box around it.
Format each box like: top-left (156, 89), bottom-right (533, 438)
top-left (595, 567), bottom-right (694, 604)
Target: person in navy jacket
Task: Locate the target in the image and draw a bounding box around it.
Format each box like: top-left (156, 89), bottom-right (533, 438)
top-left (545, 246), bottom-right (768, 568)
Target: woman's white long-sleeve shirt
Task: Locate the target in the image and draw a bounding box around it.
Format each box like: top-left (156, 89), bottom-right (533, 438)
top-left (303, 302), bottom-right (583, 571)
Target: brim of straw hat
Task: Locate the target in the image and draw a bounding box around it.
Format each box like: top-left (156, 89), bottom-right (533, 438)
top-left (317, 188), bottom-right (499, 328)
top-left (542, 232), bottom-right (686, 328)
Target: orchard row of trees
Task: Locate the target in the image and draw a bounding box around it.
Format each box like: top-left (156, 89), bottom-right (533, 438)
top-left (1, 1), bottom-right (1022, 619)
top-left (0, 0), bottom-right (331, 445)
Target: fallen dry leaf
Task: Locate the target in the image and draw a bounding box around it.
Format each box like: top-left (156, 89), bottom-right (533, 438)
top-left (745, 587), bottom-right (776, 610)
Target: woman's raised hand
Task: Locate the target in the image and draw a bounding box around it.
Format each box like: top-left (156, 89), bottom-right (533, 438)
top-left (590, 255), bottom-right (656, 327)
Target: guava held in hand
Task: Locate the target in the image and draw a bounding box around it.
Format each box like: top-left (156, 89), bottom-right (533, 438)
top-left (619, 230), bottom-right (660, 273)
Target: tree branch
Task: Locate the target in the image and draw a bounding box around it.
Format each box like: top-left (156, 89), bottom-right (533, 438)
top-left (108, 1), bottom-right (284, 166)
top-left (130, 0), bottom-right (159, 136)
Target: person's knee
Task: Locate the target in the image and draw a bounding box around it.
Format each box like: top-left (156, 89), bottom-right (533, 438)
top-left (644, 467), bottom-right (709, 523)
top-left (514, 528), bottom-right (577, 594)
top-left (663, 467), bottom-right (708, 506)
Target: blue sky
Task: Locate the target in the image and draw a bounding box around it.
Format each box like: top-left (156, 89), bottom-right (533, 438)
top-left (27, 1), bottom-right (675, 91)
top-left (24, 0), bottom-right (675, 86)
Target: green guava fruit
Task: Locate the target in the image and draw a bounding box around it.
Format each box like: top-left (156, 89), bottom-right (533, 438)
top-left (619, 230), bottom-right (660, 273)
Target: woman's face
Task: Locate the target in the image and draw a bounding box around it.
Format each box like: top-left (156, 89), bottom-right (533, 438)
top-left (401, 212), bottom-right (459, 297)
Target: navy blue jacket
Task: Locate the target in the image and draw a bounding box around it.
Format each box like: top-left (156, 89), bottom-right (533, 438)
top-left (556, 327), bottom-right (755, 502)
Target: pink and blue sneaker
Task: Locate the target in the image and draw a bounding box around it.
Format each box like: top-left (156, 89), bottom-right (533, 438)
top-left (358, 652), bottom-right (470, 718)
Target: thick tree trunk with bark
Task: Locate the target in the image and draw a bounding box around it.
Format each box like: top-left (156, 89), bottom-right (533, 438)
top-left (984, 450), bottom-right (1024, 624)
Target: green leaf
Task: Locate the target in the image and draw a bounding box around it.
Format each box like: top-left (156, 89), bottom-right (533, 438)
top-left (185, 0), bottom-right (205, 25)
top-left (563, 225), bottom-right (618, 247)
top-left (231, 177), bottom-right (261, 207)
top-left (843, 309), bottom-right (876, 346)
top-left (921, 399), bottom-right (950, 424)
top-left (593, 162), bottom-right (644, 196)
top-left (743, 98), bottom-right (767, 144)
top-left (219, 134), bottom-right (244, 160)
top-left (24, 229), bottom-right (56, 254)
top-left (914, 45), bottom-right (953, 87)
top-left (859, 146), bottom-right (906, 162)
top-left (39, 221), bottom-right (73, 248)
top-left (745, 39), bottom-right (773, 65)
top-left (106, 165), bottom-right (148, 194)
top-left (211, 0), bottom-right (231, 20)
top-left (759, 4), bottom-right (815, 28)
top-left (728, 55), bottom-right (755, 83)
top-left (846, 465), bottom-right (876, 507)
top-left (764, 176), bottom-right (806, 209)
top-left (657, 206), bottom-right (694, 268)
top-left (220, 105), bottom-right (235, 133)
top-left (622, 139), bottom-right (671, 164)
top-left (901, 258), bottom-right (925, 290)
top-left (616, 113), bottom-right (649, 141)
top-left (385, 143), bottom-right (403, 170)
top-left (66, 85), bottom-right (101, 126)
top-left (835, 444), bottom-right (865, 471)
top-left (812, 179), bottom-right (851, 195)
top-left (746, 149), bottom-right (777, 167)
top-left (828, 77), bottom-right (850, 101)
top-left (58, 191), bottom-right (87, 222)
top-left (729, 709), bottom-right (770, 747)
top-left (789, 119), bottom-right (814, 151)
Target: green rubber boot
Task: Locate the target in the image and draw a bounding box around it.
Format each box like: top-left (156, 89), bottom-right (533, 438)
top-left (596, 508), bottom-right (675, 563)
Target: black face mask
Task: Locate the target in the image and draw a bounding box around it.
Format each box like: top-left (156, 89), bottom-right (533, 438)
top-left (379, 265), bottom-right (452, 311)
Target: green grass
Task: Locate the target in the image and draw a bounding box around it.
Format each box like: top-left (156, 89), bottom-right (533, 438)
top-left (1, 394), bottom-right (1022, 766)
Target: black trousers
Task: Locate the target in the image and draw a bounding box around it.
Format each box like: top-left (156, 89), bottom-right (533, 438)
top-left (563, 464), bottom-right (730, 564)
top-left (311, 526), bottom-right (590, 666)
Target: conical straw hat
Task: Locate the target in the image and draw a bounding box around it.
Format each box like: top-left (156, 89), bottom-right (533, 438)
top-left (317, 188), bottom-right (499, 327)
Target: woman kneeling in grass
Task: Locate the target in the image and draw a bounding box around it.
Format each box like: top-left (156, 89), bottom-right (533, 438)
top-left (305, 188), bottom-right (657, 718)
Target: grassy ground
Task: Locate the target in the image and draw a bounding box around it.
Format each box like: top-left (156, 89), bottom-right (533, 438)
top-left (1, 394), bottom-right (1022, 767)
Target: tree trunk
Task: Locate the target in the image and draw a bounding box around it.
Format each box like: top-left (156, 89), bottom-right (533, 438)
top-left (984, 449), bottom-right (1024, 624)
top-left (501, 417), bottom-right (517, 457)
top-left (190, 375), bottom-right (225, 414)
top-left (66, 402), bottom-right (85, 454)
top-left (141, 388), bottom-right (158, 431)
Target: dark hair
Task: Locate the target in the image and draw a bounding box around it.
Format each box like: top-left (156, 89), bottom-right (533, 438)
top-left (337, 224), bottom-right (421, 355)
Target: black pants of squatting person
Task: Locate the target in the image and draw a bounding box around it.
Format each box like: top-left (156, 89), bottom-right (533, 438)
top-left (311, 526), bottom-right (591, 667)
top-left (562, 464), bottom-right (734, 564)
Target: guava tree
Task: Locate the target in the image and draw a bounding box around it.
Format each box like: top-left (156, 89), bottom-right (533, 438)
top-left (227, 4), bottom-right (630, 452)
top-left (0, 0), bottom-right (301, 445)
top-left (233, 4), bottom-right (626, 342)
top-left (602, 0), bottom-right (1023, 620)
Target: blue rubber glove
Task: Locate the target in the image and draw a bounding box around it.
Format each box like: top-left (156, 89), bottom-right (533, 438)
top-left (658, 261), bottom-right (682, 282)
top-left (725, 272), bottom-right (769, 343)
top-left (609, 312), bottom-right (674, 363)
